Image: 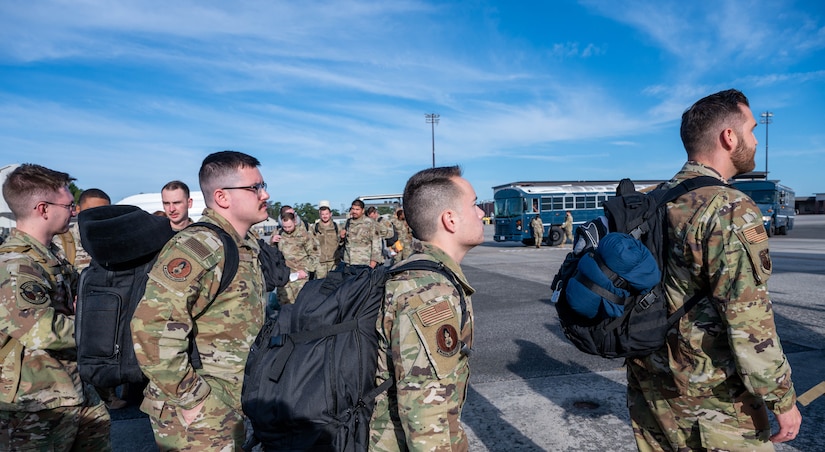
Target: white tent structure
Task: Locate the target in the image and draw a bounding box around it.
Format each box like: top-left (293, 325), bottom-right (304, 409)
top-left (117, 191), bottom-right (278, 233)
top-left (117, 191), bottom-right (207, 222)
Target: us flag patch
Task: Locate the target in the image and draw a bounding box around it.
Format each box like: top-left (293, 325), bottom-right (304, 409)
top-left (417, 300), bottom-right (454, 326)
top-left (743, 224), bottom-right (768, 244)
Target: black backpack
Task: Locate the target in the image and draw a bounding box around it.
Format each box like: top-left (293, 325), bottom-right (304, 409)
top-left (551, 176), bottom-right (725, 359)
top-left (76, 207), bottom-right (239, 388)
top-left (242, 259), bottom-right (465, 452)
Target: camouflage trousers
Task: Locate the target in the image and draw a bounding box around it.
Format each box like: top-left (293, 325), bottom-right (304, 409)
top-left (627, 372), bottom-right (773, 451)
top-left (276, 278), bottom-right (308, 305)
top-left (143, 392), bottom-right (245, 451)
top-left (0, 401), bottom-right (111, 452)
top-left (315, 260), bottom-right (337, 279)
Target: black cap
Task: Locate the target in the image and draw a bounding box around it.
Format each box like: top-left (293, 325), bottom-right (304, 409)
top-left (79, 205), bottom-right (175, 271)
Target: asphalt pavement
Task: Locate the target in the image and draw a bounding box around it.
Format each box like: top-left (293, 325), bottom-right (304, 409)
top-left (110, 216), bottom-right (825, 451)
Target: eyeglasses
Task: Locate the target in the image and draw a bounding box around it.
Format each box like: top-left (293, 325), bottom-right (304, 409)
top-left (37, 201), bottom-right (76, 211)
top-left (221, 182), bottom-right (267, 196)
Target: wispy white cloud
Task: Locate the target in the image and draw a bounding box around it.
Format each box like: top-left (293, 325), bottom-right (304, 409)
top-left (1, 0), bottom-right (823, 204)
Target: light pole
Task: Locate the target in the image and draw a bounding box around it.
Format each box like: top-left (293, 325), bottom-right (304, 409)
top-left (425, 113), bottom-right (439, 168)
top-left (760, 111), bottom-right (773, 177)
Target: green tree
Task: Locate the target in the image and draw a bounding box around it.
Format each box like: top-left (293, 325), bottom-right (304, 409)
top-left (69, 182), bottom-right (82, 203)
top-left (293, 202), bottom-right (319, 223)
top-left (266, 201), bottom-right (282, 219)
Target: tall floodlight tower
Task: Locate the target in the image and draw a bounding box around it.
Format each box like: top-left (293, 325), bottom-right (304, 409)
top-left (425, 113), bottom-right (440, 168)
top-left (760, 111), bottom-right (773, 177)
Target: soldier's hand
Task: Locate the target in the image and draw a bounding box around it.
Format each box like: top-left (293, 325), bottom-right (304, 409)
top-left (271, 234), bottom-right (282, 244)
top-left (369, 260), bottom-right (377, 269)
top-left (771, 404), bottom-right (802, 443)
top-left (339, 230), bottom-right (347, 239)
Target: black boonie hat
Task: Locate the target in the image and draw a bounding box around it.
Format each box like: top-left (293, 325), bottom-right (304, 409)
top-left (79, 205), bottom-right (175, 271)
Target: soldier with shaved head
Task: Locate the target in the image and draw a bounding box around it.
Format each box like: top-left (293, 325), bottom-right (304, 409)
top-left (369, 165), bottom-right (484, 451)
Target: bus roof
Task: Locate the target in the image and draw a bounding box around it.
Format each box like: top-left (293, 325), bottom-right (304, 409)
top-left (493, 180), bottom-right (663, 195)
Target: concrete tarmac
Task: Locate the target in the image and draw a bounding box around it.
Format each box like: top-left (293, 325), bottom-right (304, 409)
top-left (110, 216), bottom-right (825, 451)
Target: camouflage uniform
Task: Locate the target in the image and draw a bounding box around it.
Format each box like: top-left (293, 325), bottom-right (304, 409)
top-left (131, 208), bottom-right (265, 451)
top-left (369, 243), bottom-right (474, 451)
top-left (312, 220), bottom-right (340, 279)
top-left (343, 215), bottom-right (383, 267)
top-left (0, 229), bottom-right (111, 451)
top-left (530, 216), bottom-right (543, 247)
top-left (626, 162), bottom-right (797, 451)
top-left (390, 216), bottom-right (414, 262)
top-left (275, 225), bottom-right (319, 304)
top-left (561, 212), bottom-right (573, 246)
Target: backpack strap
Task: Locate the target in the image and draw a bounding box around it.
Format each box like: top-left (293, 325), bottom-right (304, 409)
top-left (185, 222), bottom-right (241, 369)
top-left (188, 222), bottom-right (240, 305)
top-left (656, 176), bottom-right (728, 209)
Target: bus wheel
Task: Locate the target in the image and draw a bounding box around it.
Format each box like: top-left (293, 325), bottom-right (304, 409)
top-left (767, 220), bottom-right (775, 237)
top-left (549, 226), bottom-right (564, 246)
top-left (777, 224), bottom-right (787, 235)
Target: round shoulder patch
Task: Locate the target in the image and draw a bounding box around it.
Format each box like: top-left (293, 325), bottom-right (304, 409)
top-left (163, 257), bottom-right (192, 282)
top-left (20, 281), bottom-right (49, 305)
top-left (436, 324), bottom-right (459, 357)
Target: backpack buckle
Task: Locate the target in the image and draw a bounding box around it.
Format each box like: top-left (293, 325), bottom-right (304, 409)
top-left (636, 292), bottom-right (656, 311)
top-left (268, 334), bottom-right (287, 348)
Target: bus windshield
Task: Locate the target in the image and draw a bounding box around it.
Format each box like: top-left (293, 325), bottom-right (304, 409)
top-left (494, 198), bottom-right (524, 218)
top-left (740, 190), bottom-right (776, 204)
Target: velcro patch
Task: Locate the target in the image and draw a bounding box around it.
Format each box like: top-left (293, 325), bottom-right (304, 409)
top-left (436, 324), bottom-right (459, 357)
top-left (417, 300), bottom-right (455, 326)
top-left (19, 281), bottom-right (49, 305)
top-left (743, 224), bottom-right (768, 244)
top-left (163, 258), bottom-right (192, 282)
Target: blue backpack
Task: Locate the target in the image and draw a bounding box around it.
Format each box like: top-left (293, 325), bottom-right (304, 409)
top-left (551, 176), bottom-right (726, 358)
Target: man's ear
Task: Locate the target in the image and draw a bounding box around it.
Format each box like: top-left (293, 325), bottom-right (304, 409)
top-left (720, 127), bottom-right (736, 151)
top-left (213, 189), bottom-right (231, 209)
top-left (441, 209), bottom-right (458, 233)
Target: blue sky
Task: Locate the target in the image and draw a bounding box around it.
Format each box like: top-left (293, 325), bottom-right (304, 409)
top-left (2, 0), bottom-right (824, 212)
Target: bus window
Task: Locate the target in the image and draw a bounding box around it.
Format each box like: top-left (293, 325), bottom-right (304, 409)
top-left (494, 198), bottom-right (524, 218)
top-left (740, 190), bottom-right (776, 204)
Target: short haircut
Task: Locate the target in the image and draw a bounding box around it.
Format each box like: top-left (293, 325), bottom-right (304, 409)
top-left (198, 150), bottom-right (261, 201)
top-left (279, 205), bottom-right (293, 216)
top-left (403, 166), bottom-right (462, 241)
top-left (2, 164), bottom-right (75, 218)
top-left (78, 188), bottom-right (111, 207)
top-left (365, 206), bottom-right (377, 215)
top-left (395, 208), bottom-right (405, 220)
top-left (162, 180), bottom-right (190, 198)
top-left (680, 89), bottom-right (750, 158)
top-left (280, 211), bottom-right (295, 222)
top-left (319, 205), bottom-right (330, 212)
top-left (351, 199), bottom-right (365, 209)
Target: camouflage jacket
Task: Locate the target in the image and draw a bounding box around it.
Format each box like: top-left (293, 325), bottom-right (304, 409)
top-left (53, 222), bottom-right (92, 272)
top-left (369, 243), bottom-right (475, 451)
top-left (627, 161), bottom-right (796, 415)
top-left (131, 208), bottom-right (266, 413)
top-left (0, 229), bottom-right (82, 411)
top-left (312, 220), bottom-right (340, 264)
top-left (342, 215), bottom-right (382, 266)
top-left (391, 217), bottom-right (414, 260)
top-left (530, 216), bottom-right (543, 235)
top-left (375, 217), bottom-right (394, 240)
top-left (277, 225), bottom-right (319, 274)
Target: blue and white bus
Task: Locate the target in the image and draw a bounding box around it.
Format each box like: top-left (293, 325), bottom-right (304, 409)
top-left (493, 180), bottom-right (662, 246)
top-left (730, 173), bottom-right (795, 236)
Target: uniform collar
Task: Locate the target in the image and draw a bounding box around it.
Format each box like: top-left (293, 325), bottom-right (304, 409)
top-left (5, 228), bottom-right (59, 264)
top-left (199, 208), bottom-right (257, 250)
top-left (673, 161), bottom-right (728, 183)
top-left (418, 242), bottom-right (475, 297)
